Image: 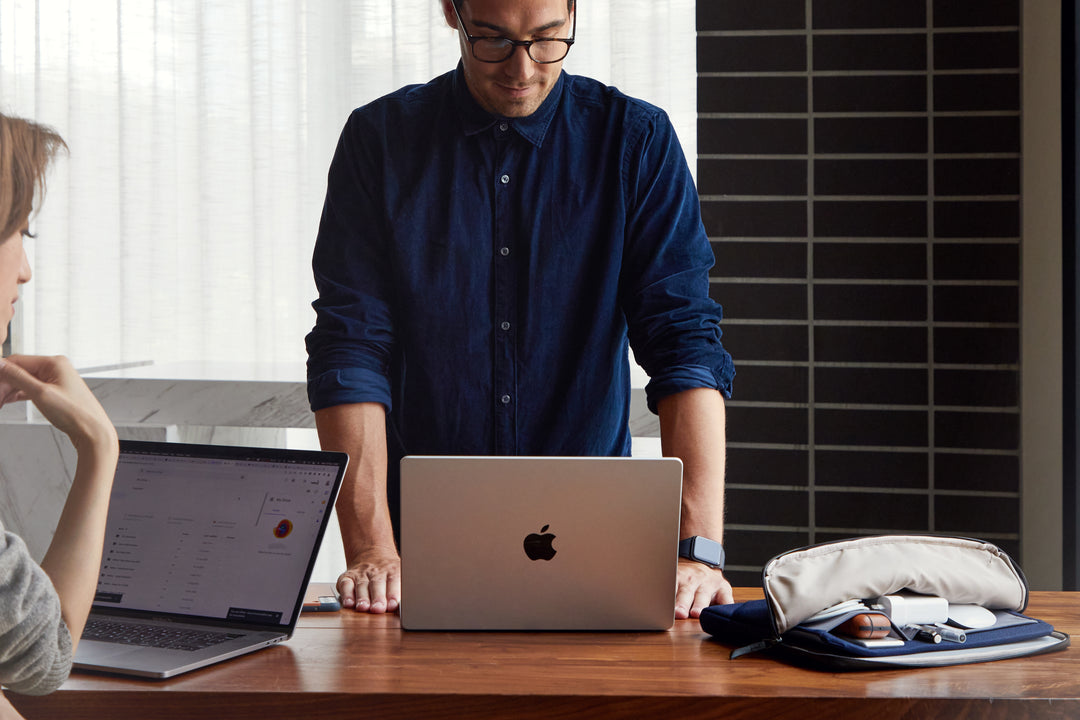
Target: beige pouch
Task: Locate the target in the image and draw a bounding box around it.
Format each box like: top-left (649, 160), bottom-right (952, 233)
top-left (763, 535), bottom-right (1028, 635)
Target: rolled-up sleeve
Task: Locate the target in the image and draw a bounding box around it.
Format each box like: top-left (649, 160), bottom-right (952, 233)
top-left (0, 529), bottom-right (72, 696)
top-left (306, 110), bottom-right (396, 413)
top-left (620, 108), bottom-right (735, 413)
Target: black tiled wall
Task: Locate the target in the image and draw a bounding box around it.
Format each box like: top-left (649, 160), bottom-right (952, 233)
top-left (698, 1), bottom-right (1022, 585)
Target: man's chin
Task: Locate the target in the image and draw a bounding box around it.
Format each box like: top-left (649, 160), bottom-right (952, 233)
top-left (480, 95), bottom-right (528, 117)
top-left (483, 87), bottom-right (551, 118)
top-left (499, 104), bottom-right (539, 118)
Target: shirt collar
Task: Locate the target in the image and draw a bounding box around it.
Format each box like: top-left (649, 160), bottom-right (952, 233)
top-left (453, 62), bottom-right (565, 148)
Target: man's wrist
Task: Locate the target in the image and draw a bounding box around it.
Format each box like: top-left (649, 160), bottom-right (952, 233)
top-left (678, 535), bottom-right (725, 570)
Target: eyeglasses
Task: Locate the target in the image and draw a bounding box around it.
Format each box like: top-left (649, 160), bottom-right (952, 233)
top-left (450, 0), bottom-right (576, 64)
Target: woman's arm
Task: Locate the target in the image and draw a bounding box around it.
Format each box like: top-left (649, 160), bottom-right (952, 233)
top-left (0, 355), bottom-right (118, 650)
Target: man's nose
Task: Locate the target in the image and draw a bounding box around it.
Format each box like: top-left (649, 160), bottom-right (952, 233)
top-left (503, 43), bottom-right (536, 78)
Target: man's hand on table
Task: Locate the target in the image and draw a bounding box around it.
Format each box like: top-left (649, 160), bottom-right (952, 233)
top-left (334, 547), bottom-right (734, 618)
top-left (336, 546), bottom-right (401, 614)
top-left (674, 559), bottom-right (733, 619)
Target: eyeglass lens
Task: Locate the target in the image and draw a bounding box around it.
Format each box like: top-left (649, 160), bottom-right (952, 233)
top-left (473, 38), bottom-right (570, 64)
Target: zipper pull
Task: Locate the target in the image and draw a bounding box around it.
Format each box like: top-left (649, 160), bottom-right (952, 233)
top-left (730, 637), bottom-right (779, 660)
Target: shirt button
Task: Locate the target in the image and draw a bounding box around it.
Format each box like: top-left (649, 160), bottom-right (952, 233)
top-left (500, 174), bottom-right (510, 184)
top-left (499, 247), bottom-right (510, 256)
top-left (500, 321), bottom-right (511, 331)
top-left (501, 394), bottom-right (511, 405)
top-left (499, 122), bottom-right (509, 132)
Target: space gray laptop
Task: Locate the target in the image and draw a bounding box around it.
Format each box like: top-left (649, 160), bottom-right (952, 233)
top-left (73, 440), bottom-right (347, 678)
top-left (399, 456), bottom-right (683, 631)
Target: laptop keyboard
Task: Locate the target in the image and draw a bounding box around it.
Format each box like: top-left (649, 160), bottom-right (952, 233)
top-left (83, 619), bottom-right (243, 652)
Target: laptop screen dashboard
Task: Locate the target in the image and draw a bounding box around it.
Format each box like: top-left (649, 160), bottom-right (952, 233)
top-left (92, 441), bottom-right (345, 631)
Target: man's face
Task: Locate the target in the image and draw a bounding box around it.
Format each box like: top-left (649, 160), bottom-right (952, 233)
top-left (444, 0), bottom-right (574, 118)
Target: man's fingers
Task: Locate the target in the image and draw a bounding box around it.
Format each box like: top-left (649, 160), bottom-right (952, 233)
top-left (386, 571), bottom-right (401, 613)
top-left (674, 583), bottom-right (696, 620)
top-left (689, 586), bottom-right (717, 619)
top-left (675, 562), bottom-right (733, 619)
top-left (336, 573), bottom-right (357, 609)
top-left (366, 574), bottom-right (387, 613)
top-left (342, 570), bottom-right (372, 612)
top-left (366, 565), bottom-right (402, 613)
top-left (712, 579), bottom-right (735, 606)
top-left (337, 562), bottom-right (401, 614)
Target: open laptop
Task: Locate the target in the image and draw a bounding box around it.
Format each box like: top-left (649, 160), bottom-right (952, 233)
top-left (73, 440), bottom-right (347, 678)
top-left (399, 456), bottom-right (683, 631)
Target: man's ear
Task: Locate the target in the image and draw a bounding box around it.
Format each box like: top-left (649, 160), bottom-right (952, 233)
top-left (441, 0), bottom-right (458, 30)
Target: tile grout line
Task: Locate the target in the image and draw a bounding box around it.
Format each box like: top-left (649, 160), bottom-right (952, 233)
top-left (927, 0), bottom-right (938, 532)
top-left (805, 0), bottom-right (817, 546)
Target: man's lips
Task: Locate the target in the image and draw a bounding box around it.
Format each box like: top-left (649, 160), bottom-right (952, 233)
top-left (497, 84), bottom-right (532, 97)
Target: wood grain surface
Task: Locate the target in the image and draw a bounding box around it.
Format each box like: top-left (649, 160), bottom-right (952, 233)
top-left (8, 589), bottom-right (1079, 719)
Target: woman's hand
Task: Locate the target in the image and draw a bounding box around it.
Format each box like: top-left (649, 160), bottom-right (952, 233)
top-left (0, 354), bottom-right (119, 652)
top-left (0, 355), bottom-right (116, 451)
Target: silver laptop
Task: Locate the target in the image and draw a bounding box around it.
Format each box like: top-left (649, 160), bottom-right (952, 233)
top-left (399, 456), bottom-right (683, 631)
top-left (73, 440), bottom-right (347, 678)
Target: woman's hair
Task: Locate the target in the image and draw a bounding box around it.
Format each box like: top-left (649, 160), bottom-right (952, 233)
top-left (0, 113), bottom-right (67, 241)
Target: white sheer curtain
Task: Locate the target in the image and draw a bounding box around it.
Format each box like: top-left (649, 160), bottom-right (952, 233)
top-left (0, 0), bottom-right (695, 369)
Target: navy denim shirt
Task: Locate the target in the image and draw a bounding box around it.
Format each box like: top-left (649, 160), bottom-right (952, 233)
top-left (307, 64), bottom-right (734, 473)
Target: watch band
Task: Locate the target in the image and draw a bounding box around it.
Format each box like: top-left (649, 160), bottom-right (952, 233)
top-left (679, 536), bottom-right (725, 570)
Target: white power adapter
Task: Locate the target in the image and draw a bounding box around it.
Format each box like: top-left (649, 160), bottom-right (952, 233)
top-left (874, 594), bottom-right (949, 626)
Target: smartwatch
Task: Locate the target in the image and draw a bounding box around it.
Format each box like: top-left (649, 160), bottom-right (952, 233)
top-left (679, 536), bottom-right (725, 570)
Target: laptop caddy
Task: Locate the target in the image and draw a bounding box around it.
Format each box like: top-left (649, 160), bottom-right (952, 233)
top-left (72, 440), bottom-right (347, 678)
top-left (399, 456), bottom-right (683, 631)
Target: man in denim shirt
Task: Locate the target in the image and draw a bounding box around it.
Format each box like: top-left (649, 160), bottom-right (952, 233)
top-left (306, 0), bottom-right (735, 620)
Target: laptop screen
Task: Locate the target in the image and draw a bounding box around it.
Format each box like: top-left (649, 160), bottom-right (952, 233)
top-left (92, 441), bottom-right (345, 629)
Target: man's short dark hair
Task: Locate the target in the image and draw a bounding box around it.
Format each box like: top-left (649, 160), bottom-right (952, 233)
top-left (458, 0), bottom-right (576, 17)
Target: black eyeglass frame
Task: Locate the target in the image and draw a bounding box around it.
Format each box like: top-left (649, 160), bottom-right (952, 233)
top-left (449, 0), bottom-right (576, 64)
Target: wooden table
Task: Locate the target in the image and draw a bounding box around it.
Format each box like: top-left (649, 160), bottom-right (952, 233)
top-left (9, 589), bottom-right (1079, 719)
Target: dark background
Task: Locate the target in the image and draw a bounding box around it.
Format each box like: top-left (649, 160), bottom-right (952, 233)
top-left (1064, 0), bottom-right (1078, 591)
top-left (696, 0), bottom-right (1031, 586)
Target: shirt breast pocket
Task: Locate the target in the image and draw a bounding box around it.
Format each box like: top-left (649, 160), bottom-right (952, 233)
top-left (546, 177), bottom-right (592, 250)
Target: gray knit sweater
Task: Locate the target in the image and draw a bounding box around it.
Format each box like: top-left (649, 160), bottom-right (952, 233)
top-left (0, 520), bottom-right (72, 695)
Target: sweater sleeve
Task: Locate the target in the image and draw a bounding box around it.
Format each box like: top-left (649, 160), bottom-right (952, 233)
top-left (0, 523), bottom-right (73, 696)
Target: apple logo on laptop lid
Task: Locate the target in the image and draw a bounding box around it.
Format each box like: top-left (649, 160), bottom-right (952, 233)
top-left (523, 525), bottom-right (557, 561)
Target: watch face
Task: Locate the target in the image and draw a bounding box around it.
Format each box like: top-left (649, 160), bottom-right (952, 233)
top-left (693, 537), bottom-right (724, 567)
